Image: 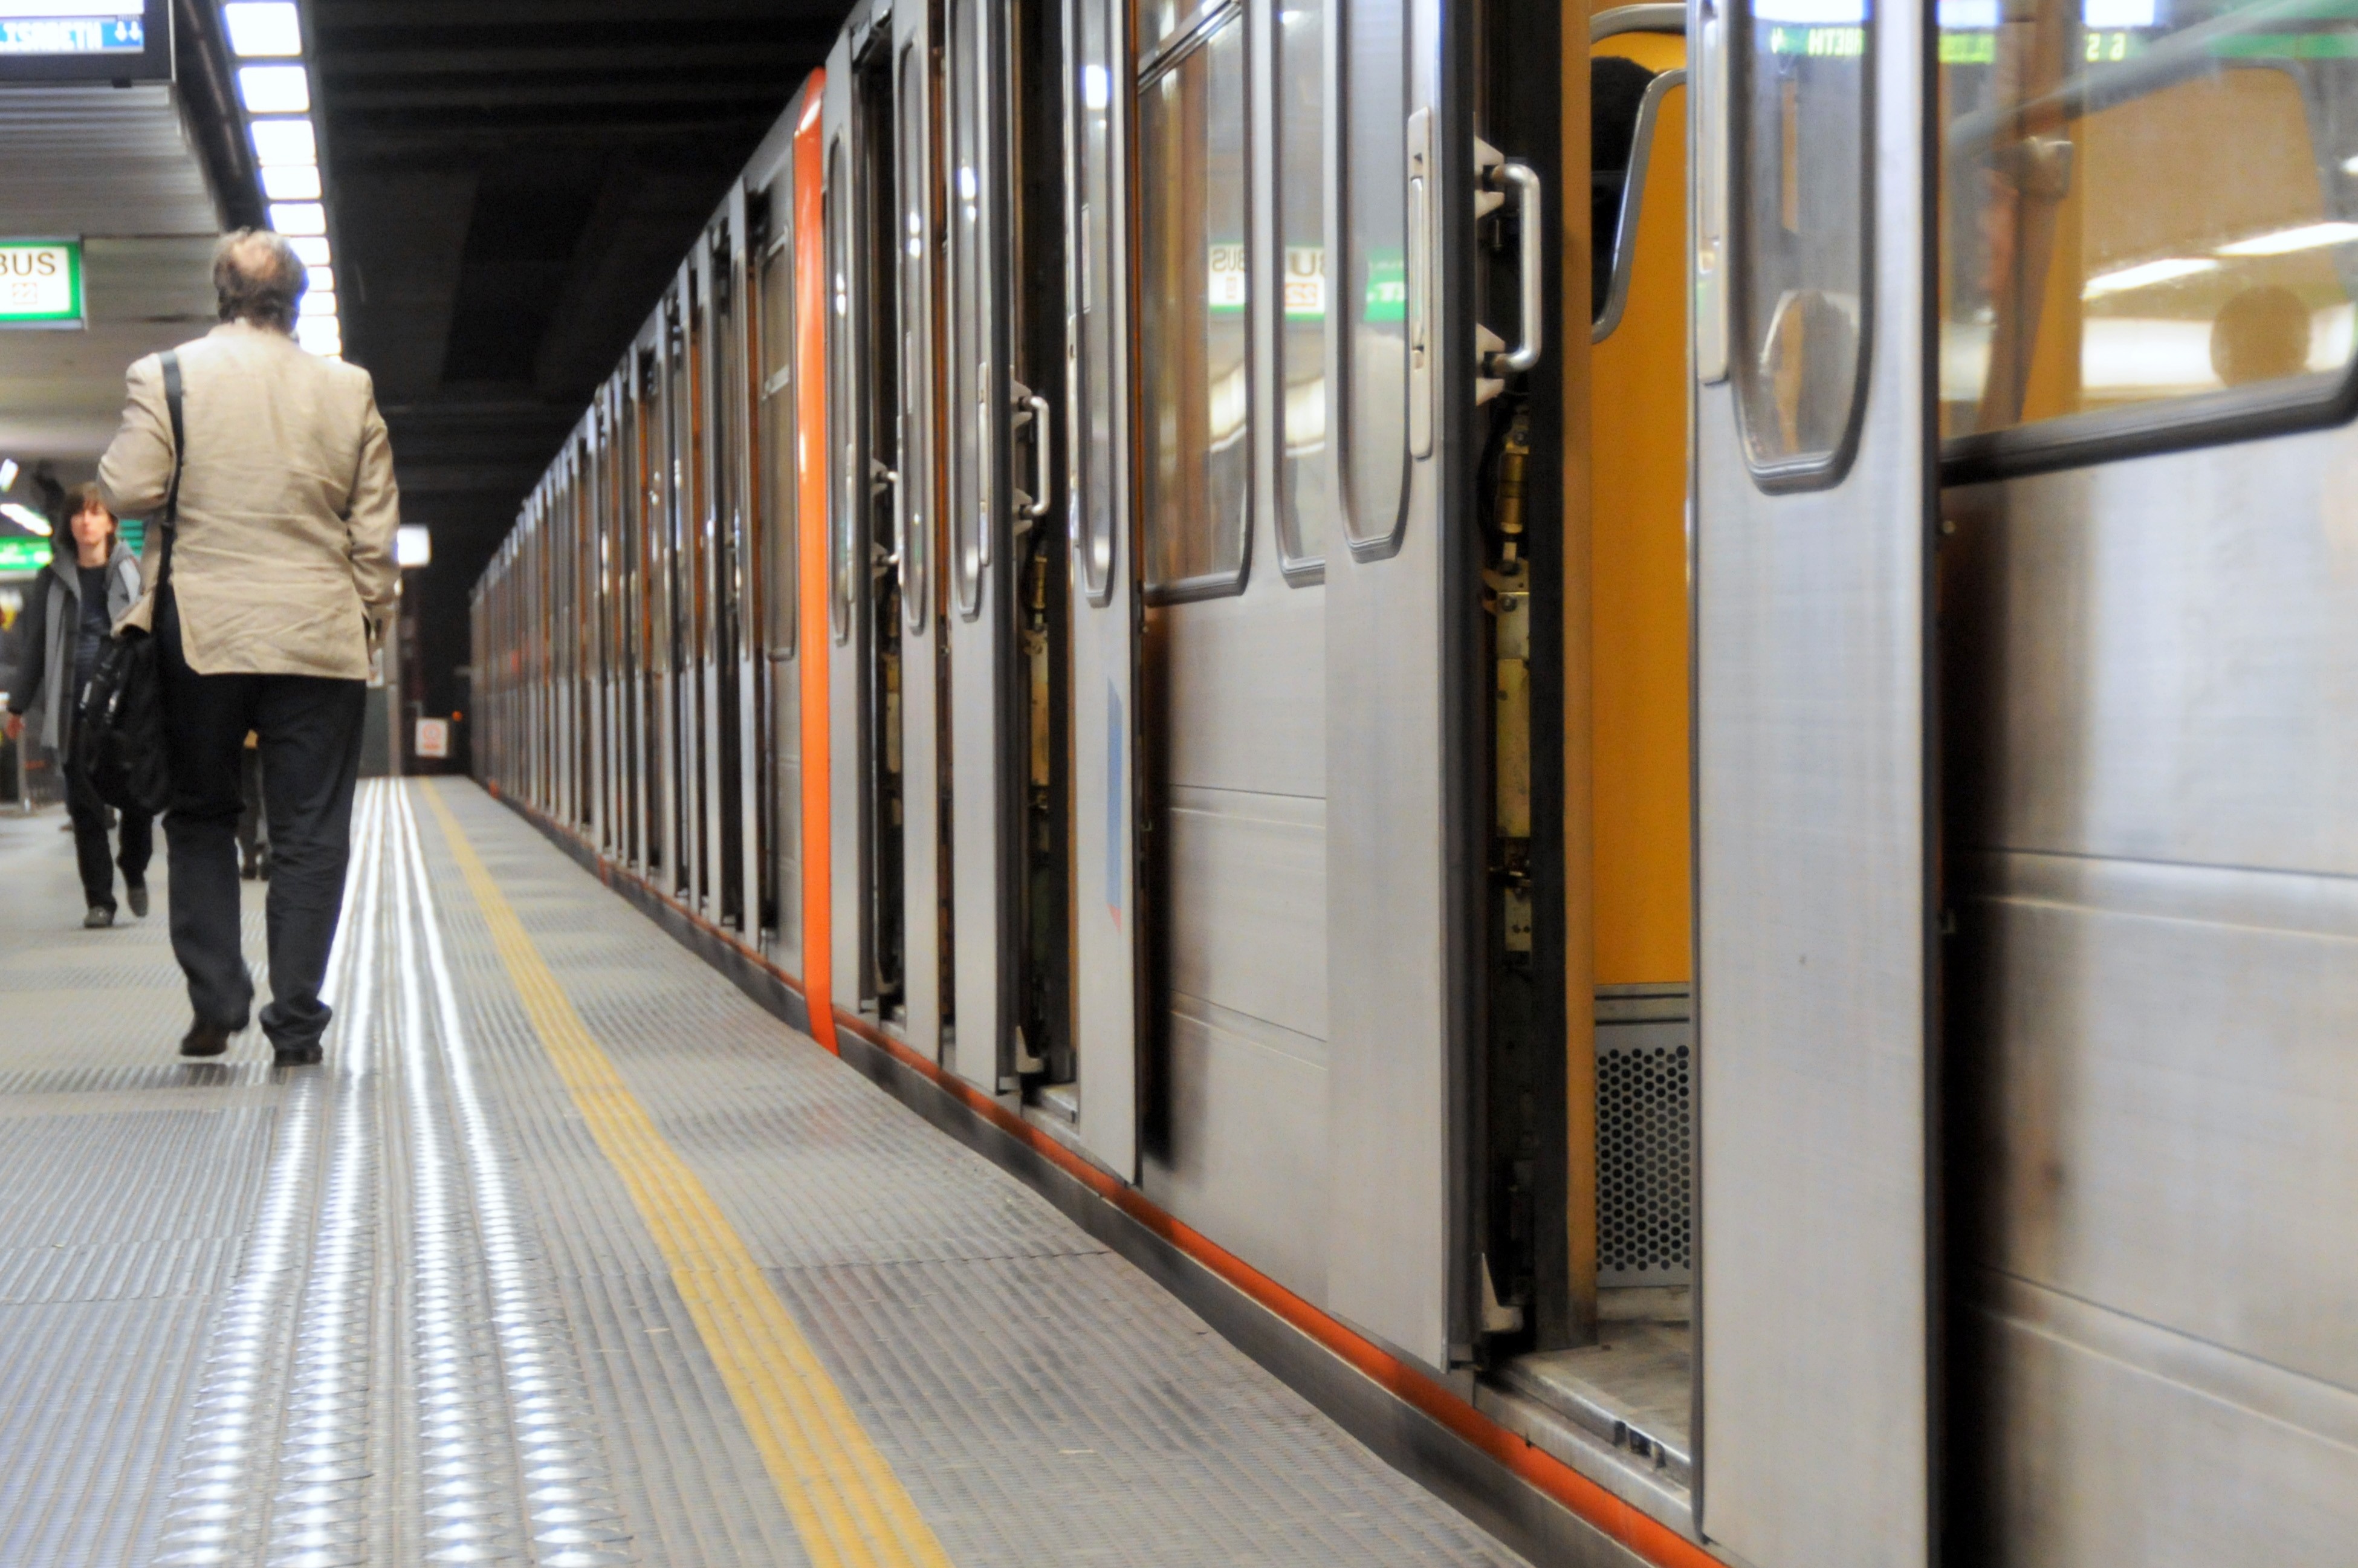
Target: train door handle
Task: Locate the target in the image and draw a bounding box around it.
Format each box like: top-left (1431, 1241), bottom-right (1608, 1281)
top-left (1475, 138), bottom-right (1544, 380)
top-left (1011, 383), bottom-right (1054, 521)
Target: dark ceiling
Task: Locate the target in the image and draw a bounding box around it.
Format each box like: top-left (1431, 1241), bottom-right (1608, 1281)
top-left (314, 0), bottom-right (846, 762)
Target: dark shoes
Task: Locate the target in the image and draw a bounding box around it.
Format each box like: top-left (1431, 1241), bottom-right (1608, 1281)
top-left (271, 1040), bottom-right (323, 1067)
top-left (125, 881), bottom-right (148, 919)
top-left (180, 1021), bottom-right (232, 1058)
top-left (83, 904), bottom-right (114, 929)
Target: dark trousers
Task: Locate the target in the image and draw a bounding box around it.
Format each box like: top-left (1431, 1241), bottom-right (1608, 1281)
top-left (158, 592), bottom-right (366, 1046)
top-left (63, 713), bottom-right (152, 911)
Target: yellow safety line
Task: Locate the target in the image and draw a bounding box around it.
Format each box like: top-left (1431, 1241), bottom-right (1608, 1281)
top-left (418, 780), bottom-right (954, 1568)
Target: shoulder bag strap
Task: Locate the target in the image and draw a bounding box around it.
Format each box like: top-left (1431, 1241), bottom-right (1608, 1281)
top-left (158, 349), bottom-right (184, 596)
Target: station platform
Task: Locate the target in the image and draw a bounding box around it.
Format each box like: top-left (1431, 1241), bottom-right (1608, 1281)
top-left (0, 779), bottom-right (1530, 1568)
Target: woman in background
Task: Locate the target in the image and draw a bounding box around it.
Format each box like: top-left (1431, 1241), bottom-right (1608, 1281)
top-left (2, 484), bottom-right (152, 927)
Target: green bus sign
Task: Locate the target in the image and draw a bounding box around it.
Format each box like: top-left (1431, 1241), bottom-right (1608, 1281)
top-left (0, 240), bottom-right (82, 328)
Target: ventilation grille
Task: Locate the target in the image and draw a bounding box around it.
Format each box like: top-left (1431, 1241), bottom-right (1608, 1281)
top-left (1596, 1036), bottom-right (1692, 1285)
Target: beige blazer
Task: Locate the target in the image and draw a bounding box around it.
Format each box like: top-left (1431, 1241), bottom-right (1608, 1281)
top-left (97, 320), bottom-right (400, 681)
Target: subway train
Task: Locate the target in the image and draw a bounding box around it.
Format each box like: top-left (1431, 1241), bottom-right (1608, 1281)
top-left (469, 0), bottom-right (2358, 1561)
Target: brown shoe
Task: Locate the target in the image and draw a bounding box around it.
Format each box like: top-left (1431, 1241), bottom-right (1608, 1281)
top-left (179, 1022), bottom-right (232, 1058)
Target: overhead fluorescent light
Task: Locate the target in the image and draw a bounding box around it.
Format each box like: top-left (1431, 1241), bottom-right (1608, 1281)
top-left (262, 164), bottom-right (321, 201)
top-left (2217, 221), bottom-right (2358, 257)
top-left (2081, 0), bottom-right (2156, 25)
top-left (269, 201), bottom-right (328, 237)
top-left (299, 290), bottom-right (336, 318)
top-left (397, 524), bottom-right (432, 568)
top-left (248, 116), bottom-right (316, 166)
top-left (289, 235), bottom-right (331, 265)
top-left (2084, 257), bottom-right (2218, 299)
top-left (237, 63), bottom-right (309, 114)
top-left (1, 502), bottom-right (51, 537)
top-left (296, 318), bottom-right (342, 355)
top-left (222, 1), bottom-right (302, 56)
top-left (0, 459), bottom-right (16, 491)
top-left (306, 264), bottom-right (334, 294)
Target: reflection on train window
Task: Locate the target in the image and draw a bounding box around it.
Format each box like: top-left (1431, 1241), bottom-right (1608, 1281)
top-left (1072, 13), bottom-right (1122, 602)
top-left (1732, 0), bottom-right (1871, 480)
top-left (1940, 0), bottom-right (2358, 441)
top-left (1340, 0), bottom-right (1408, 548)
top-left (1275, 0), bottom-right (1326, 573)
top-left (896, 43), bottom-right (931, 633)
top-left (827, 140), bottom-right (855, 644)
top-left (1137, 8), bottom-right (1250, 598)
top-left (949, 0), bottom-right (988, 620)
top-left (759, 227), bottom-right (796, 656)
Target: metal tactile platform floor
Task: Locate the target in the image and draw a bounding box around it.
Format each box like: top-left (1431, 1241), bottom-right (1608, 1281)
top-left (0, 782), bottom-right (1529, 1567)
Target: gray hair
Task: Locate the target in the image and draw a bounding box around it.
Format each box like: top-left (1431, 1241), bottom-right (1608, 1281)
top-left (213, 228), bottom-right (308, 331)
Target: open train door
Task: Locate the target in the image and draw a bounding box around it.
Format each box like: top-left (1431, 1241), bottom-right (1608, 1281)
top-left (1323, 0), bottom-right (1517, 1370)
top-left (1060, 0), bottom-right (1138, 1177)
top-left (1689, 0), bottom-right (1935, 1561)
top-left (941, 0), bottom-right (1023, 1092)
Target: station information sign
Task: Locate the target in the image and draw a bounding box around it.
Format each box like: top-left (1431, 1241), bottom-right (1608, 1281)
top-left (0, 537), bottom-right (50, 576)
top-left (0, 241), bottom-right (83, 328)
top-left (0, 0), bottom-right (169, 81)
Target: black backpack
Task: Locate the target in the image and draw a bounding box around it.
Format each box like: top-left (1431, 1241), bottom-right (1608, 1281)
top-left (73, 350), bottom-right (183, 817)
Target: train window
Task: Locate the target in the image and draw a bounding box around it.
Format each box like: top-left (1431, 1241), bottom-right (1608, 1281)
top-left (1275, 0), bottom-right (1326, 574)
top-left (1730, 0), bottom-right (1872, 484)
top-left (1338, 0), bottom-right (1409, 552)
top-left (1137, 2), bottom-right (1251, 598)
top-left (1939, 0), bottom-right (2358, 454)
top-left (828, 139), bottom-right (857, 645)
top-left (949, 0), bottom-right (989, 621)
top-left (759, 219), bottom-right (797, 657)
top-left (1071, 0), bottom-right (1123, 603)
top-left (897, 43), bottom-right (933, 635)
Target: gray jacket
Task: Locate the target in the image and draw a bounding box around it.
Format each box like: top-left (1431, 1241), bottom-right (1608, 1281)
top-left (5, 543), bottom-right (142, 753)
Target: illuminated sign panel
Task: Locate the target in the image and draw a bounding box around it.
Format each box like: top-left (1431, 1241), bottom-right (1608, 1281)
top-left (0, 241), bottom-right (83, 328)
top-left (0, 0), bottom-right (167, 79)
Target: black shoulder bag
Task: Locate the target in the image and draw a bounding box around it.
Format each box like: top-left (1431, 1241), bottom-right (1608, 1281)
top-left (73, 350), bottom-right (183, 817)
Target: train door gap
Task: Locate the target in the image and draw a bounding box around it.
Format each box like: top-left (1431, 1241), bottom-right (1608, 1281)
top-left (1475, 4), bottom-right (1697, 1502)
top-left (1007, 0), bottom-right (1074, 1114)
top-left (855, 39), bottom-right (908, 1020)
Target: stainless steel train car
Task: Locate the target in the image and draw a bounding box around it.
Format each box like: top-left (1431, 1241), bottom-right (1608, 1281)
top-left (471, 0), bottom-right (2358, 1561)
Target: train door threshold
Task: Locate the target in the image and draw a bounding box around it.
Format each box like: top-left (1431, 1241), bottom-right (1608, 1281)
top-left (1479, 1302), bottom-right (1694, 1538)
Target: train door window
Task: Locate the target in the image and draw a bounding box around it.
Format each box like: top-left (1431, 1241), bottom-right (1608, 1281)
top-left (1729, 0), bottom-right (1872, 484)
top-left (897, 42), bottom-right (934, 634)
top-left (829, 139), bottom-right (858, 645)
top-left (1275, 0), bottom-right (1326, 573)
top-left (949, 0), bottom-right (991, 620)
top-left (759, 213), bottom-right (798, 656)
top-left (1336, 0), bottom-right (1411, 556)
top-left (710, 230), bottom-right (748, 930)
top-left (1939, 0), bottom-right (2358, 454)
top-left (667, 316), bottom-right (695, 893)
top-left (641, 352), bottom-right (668, 874)
top-left (1069, 0), bottom-right (1121, 600)
top-left (1136, 0), bottom-right (1251, 598)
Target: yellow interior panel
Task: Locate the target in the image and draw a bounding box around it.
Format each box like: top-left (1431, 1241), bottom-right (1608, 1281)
top-left (1589, 34), bottom-right (1691, 988)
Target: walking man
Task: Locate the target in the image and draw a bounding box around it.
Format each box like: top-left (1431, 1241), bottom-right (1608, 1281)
top-left (99, 228), bottom-right (400, 1064)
